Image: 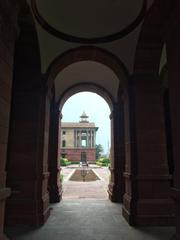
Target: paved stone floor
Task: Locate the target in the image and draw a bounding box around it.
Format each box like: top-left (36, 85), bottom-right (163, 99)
top-left (6, 200), bottom-right (175, 240)
top-left (6, 165), bottom-right (176, 239)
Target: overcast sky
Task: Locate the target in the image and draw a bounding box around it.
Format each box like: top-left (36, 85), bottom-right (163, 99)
top-left (61, 92), bottom-right (111, 154)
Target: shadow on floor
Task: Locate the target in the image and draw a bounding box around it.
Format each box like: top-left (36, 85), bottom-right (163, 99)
top-left (6, 200), bottom-right (176, 240)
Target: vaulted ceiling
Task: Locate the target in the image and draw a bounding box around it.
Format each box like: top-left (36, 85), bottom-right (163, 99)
top-left (27, 0), bottom-right (155, 103)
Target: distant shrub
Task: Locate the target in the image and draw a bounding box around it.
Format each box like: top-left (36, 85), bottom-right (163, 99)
top-left (60, 157), bottom-right (71, 166)
top-left (96, 157), bottom-right (110, 167)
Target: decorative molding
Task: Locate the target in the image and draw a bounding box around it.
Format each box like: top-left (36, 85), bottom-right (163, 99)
top-left (31, 0), bottom-right (147, 44)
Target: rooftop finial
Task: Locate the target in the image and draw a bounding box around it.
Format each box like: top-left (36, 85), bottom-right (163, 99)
top-left (80, 111), bottom-right (89, 123)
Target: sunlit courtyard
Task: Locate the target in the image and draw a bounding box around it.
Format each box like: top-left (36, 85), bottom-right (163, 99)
top-left (61, 164), bottom-right (110, 200)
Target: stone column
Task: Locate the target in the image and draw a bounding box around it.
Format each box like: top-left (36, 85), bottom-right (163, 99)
top-left (93, 130), bottom-right (95, 148)
top-left (5, 13), bottom-right (50, 226)
top-left (86, 130), bottom-right (88, 147)
top-left (48, 104), bottom-right (62, 203)
top-left (167, 25), bottom-right (180, 239)
top-left (87, 130), bottom-right (89, 147)
top-left (122, 75), bottom-right (174, 226)
top-left (76, 130), bottom-right (79, 147)
top-left (91, 130), bottom-right (93, 147)
top-left (91, 130), bottom-right (93, 148)
top-left (108, 101), bottom-right (125, 202)
top-left (6, 85), bottom-right (51, 226)
top-left (0, 1), bottom-right (19, 239)
top-left (74, 129), bottom-right (77, 147)
top-left (80, 130), bottom-right (82, 147)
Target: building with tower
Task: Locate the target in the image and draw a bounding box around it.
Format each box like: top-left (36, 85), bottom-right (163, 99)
top-left (60, 112), bottom-right (98, 163)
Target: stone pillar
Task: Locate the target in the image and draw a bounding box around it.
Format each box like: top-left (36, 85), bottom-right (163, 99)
top-left (5, 15), bottom-right (50, 226)
top-left (6, 86), bottom-right (50, 226)
top-left (0, 36), bottom-right (13, 240)
top-left (76, 129), bottom-right (78, 148)
top-left (108, 101), bottom-right (125, 202)
top-left (91, 130), bottom-right (93, 147)
top-left (48, 104), bottom-right (62, 203)
top-left (86, 130), bottom-right (88, 147)
top-left (167, 26), bottom-right (180, 239)
top-left (122, 75), bottom-right (174, 226)
top-left (91, 130), bottom-right (93, 148)
top-left (74, 129), bottom-right (77, 147)
top-left (93, 130), bottom-right (95, 148)
top-left (0, 1), bottom-right (19, 238)
top-left (80, 130), bottom-right (82, 147)
top-left (87, 130), bottom-right (89, 147)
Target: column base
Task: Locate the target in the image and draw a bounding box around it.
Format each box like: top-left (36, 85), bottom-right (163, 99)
top-left (5, 193), bottom-right (50, 227)
top-left (108, 182), bottom-right (123, 203)
top-left (171, 188), bottom-right (180, 239)
top-left (0, 188), bottom-right (11, 240)
top-left (176, 234), bottom-right (180, 240)
top-left (0, 233), bottom-right (9, 240)
top-left (123, 193), bottom-right (175, 226)
top-left (49, 184), bottom-right (63, 203)
top-left (122, 193), bottom-right (136, 225)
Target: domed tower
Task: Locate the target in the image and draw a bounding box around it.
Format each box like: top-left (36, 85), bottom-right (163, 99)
top-left (79, 111), bottom-right (89, 123)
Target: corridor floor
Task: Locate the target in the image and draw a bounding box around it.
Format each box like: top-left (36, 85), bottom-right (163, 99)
top-left (6, 166), bottom-right (176, 239)
top-left (6, 200), bottom-right (175, 240)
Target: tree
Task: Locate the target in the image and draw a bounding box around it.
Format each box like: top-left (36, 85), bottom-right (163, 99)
top-left (96, 144), bottom-right (104, 160)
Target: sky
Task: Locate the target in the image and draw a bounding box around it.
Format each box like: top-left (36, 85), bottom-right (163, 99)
top-left (61, 92), bottom-right (111, 154)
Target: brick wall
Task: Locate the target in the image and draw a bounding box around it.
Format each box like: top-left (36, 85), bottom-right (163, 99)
top-left (62, 148), bottom-right (96, 163)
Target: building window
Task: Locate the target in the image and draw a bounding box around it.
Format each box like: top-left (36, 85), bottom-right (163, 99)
top-left (62, 140), bottom-right (66, 147)
top-left (63, 131), bottom-right (66, 135)
top-left (81, 139), bottom-right (87, 147)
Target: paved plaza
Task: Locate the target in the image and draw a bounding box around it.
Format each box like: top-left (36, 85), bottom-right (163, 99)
top-left (61, 164), bottom-right (110, 200)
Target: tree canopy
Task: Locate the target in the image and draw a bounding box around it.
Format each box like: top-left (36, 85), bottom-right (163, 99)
top-left (96, 144), bottom-right (104, 159)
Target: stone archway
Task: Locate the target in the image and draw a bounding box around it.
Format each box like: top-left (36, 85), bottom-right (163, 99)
top-left (46, 47), bottom-right (128, 204)
top-left (121, 0), bottom-right (177, 227)
top-left (59, 86), bottom-right (112, 200)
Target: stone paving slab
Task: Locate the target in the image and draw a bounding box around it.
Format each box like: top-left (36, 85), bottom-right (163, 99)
top-left (6, 200), bottom-right (176, 240)
top-left (6, 166), bottom-right (176, 239)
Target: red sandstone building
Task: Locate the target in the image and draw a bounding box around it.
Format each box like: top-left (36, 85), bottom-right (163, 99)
top-left (60, 112), bottom-right (98, 163)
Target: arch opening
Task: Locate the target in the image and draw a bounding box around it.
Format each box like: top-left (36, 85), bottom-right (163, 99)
top-left (59, 91), bottom-right (111, 200)
top-left (47, 47), bottom-right (127, 204)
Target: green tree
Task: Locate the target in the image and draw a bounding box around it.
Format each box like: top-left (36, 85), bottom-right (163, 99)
top-left (96, 144), bottom-right (104, 159)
